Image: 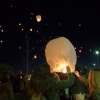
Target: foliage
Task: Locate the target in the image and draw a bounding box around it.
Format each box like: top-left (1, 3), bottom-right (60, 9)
top-left (0, 63), bottom-right (14, 75)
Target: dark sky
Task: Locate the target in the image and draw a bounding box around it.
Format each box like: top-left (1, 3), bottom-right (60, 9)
top-left (0, 1), bottom-right (100, 73)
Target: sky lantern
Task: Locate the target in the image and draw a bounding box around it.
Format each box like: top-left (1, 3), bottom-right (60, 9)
top-left (30, 28), bottom-right (33, 31)
top-left (34, 55), bottom-right (37, 59)
top-left (45, 37), bottom-right (77, 73)
top-left (79, 50), bottom-right (82, 52)
top-left (19, 23), bottom-right (21, 26)
top-left (79, 24), bottom-right (81, 26)
top-left (0, 40), bottom-right (3, 43)
top-left (0, 25), bottom-right (1, 27)
top-left (1, 29), bottom-right (3, 32)
top-left (36, 15), bottom-right (42, 22)
top-left (21, 28), bottom-right (23, 30)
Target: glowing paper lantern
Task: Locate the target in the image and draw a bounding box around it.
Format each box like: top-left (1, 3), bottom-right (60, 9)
top-left (34, 55), bottom-right (37, 59)
top-left (36, 15), bottom-right (41, 22)
top-left (45, 37), bottom-right (77, 73)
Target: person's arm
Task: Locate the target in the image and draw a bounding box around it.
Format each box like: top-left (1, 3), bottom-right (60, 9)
top-left (74, 71), bottom-right (89, 87)
top-left (54, 73), bottom-right (75, 90)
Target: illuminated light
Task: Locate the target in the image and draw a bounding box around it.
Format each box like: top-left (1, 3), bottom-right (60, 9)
top-left (43, 38), bottom-right (44, 39)
top-left (19, 47), bottom-right (21, 49)
top-left (30, 28), bottom-right (33, 31)
top-left (19, 23), bottom-right (21, 26)
top-left (21, 28), bottom-right (23, 30)
top-left (0, 25), bottom-right (1, 27)
top-left (90, 49), bottom-right (91, 51)
top-left (58, 23), bottom-right (60, 25)
top-left (34, 55), bottom-right (37, 59)
top-left (36, 15), bottom-right (42, 22)
top-left (31, 13), bottom-right (34, 15)
top-left (11, 5), bottom-right (12, 7)
top-left (46, 24), bottom-right (47, 25)
top-left (75, 47), bottom-right (76, 49)
top-left (96, 51), bottom-right (99, 55)
top-left (79, 24), bottom-right (81, 26)
top-left (37, 30), bottom-right (38, 32)
top-left (79, 50), bottom-right (82, 52)
top-left (0, 40), bottom-right (3, 43)
top-left (1, 29), bottom-right (3, 32)
top-left (30, 18), bottom-right (32, 19)
top-left (81, 47), bottom-right (82, 49)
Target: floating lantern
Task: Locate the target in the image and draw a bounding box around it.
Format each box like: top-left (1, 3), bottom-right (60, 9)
top-left (79, 50), bottom-right (82, 52)
top-left (30, 28), bottom-right (33, 31)
top-left (1, 29), bottom-right (3, 32)
top-left (19, 23), bottom-right (21, 26)
top-left (36, 15), bottom-right (42, 22)
top-left (45, 37), bottom-right (77, 73)
top-left (34, 55), bottom-right (37, 59)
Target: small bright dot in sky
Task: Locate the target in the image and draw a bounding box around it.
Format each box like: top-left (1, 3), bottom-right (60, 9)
top-left (46, 24), bottom-right (47, 25)
top-left (19, 23), bottom-right (21, 26)
top-left (30, 28), bottom-right (33, 31)
top-left (1, 29), bottom-right (3, 32)
top-left (90, 49), bottom-right (91, 51)
top-left (79, 24), bottom-right (81, 26)
top-left (30, 18), bottom-right (32, 19)
top-left (31, 13), bottom-right (34, 15)
top-left (75, 47), bottom-right (76, 49)
top-left (21, 28), bottom-right (23, 30)
top-left (11, 5), bottom-right (12, 7)
top-left (19, 47), bottom-right (21, 49)
top-left (58, 23), bottom-right (60, 25)
top-left (0, 25), bottom-right (1, 27)
top-left (0, 40), bottom-right (3, 43)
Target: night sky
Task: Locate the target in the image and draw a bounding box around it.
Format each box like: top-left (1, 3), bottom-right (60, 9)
top-left (0, 1), bottom-right (100, 73)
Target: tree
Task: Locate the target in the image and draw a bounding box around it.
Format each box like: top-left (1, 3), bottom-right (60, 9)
top-left (0, 63), bottom-right (14, 74)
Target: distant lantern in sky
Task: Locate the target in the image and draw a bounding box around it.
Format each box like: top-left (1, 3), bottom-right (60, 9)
top-left (30, 18), bottom-right (32, 19)
top-left (36, 15), bottom-right (42, 22)
top-left (90, 49), bottom-right (91, 51)
top-left (79, 50), bottom-right (82, 52)
top-left (21, 28), bottom-right (23, 30)
top-left (30, 28), bottom-right (33, 31)
top-left (0, 40), bottom-right (3, 43)
top-left (0, 25), bottom-right (1, 27)
top-left (11, 5), bottom-right (12, 7)
top-left (31, 13), bottom-right (34, 15)
top-left (81, 47), bottom-right (82, 49)
top-left (19, 23), bottom-right (21, 26)
top-left (34, 55), bottom-right (37, 59)
top-left (1, 29), bottom-right (3, 32)
top-left (58, 23), bottom-right (60, 25)
top-left (79, 24), bottom-right (81, 26)
top-left (19, 47), bottom-right (21, 49)
top-left (75, 47), bottom-right (76, 49)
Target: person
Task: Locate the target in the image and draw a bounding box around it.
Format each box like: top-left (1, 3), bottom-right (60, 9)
top-left (28, 63), bottom-right (75, 100)
top-left (69, 66), bottom-right (86, 100)
top-left (74, 68), bottom-right (100, 100)
top-left (0, 72), bottom-right (15, 100)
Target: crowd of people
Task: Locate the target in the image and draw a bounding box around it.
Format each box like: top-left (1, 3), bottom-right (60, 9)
top-left (0, 63), bottom-right (100, 100)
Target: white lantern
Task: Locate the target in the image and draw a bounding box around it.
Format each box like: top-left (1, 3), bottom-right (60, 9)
top-left (36, 15), bottom-right (42, 22)
top-left (45, 37), bottom-right (77, 73)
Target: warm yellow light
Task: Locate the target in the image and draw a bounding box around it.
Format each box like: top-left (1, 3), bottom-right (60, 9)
top-left (34, 55), bottom-right (37, 59)
top-left (36, 15), bottom-right (42, 22)
top-left (21, 28), bottom-right (23, 30)
top-left (30, 28), bottom-right (33, 31)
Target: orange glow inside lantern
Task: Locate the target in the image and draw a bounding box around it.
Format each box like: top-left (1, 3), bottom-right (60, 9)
top-left (36, 15), bottom-right (41, 22)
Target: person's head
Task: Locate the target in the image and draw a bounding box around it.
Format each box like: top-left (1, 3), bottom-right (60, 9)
top-left (88, 68), bottom-right (100, 90)
top-left (28, 63), bottom-right (57, 97)
top-left (88, 68), bottom-right (100, 98)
